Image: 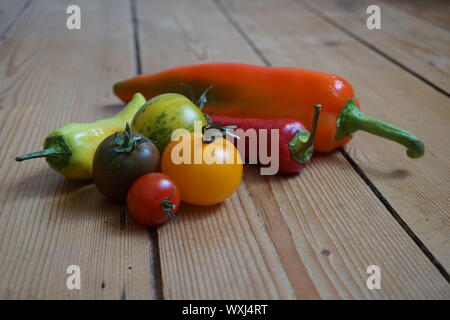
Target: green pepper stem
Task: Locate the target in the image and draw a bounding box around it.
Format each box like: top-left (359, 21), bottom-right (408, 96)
top-left (336, 99), bottom-right (424, 158)
top-left (303, 104), bottom-right (321, 154)
top-left (16, 135), bottom-right (72, 170)
top-left (290, 104), bottom-right (321, 164)
top-left (15, 148), bottom-right (69, 162)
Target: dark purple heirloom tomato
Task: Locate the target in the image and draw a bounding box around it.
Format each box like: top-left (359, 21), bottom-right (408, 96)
top-left (93, 123), bottom-right (160, 201)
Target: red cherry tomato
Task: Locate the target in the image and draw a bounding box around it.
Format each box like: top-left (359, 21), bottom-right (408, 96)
top-left (127, 173), bottom-right (180, 226)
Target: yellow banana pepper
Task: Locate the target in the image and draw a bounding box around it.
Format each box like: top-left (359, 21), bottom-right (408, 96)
top-left (16, 93), bottom-right (146, 180)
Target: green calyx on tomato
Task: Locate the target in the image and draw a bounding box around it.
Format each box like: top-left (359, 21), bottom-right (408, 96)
top-left (161, 186), bottom-right (179, 220)
top-left (161, 133), bottom-right (243, 206)
top-left (201, 122), bottom-right (240, 143)
top-left (93, 123), bottom-right (160, 201)
top-left (127, 173), bottom-right (181, 226)
top-left (180, 84), bottom-right (213, 111)
top-left (113, 123), bottom-right (150, 153)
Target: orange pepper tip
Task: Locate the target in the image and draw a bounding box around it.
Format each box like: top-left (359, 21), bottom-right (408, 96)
top-left (112, 81), bottom-right (120, 93)
top-left (289, 104), bottom-right (321, 164)
top-left (336, 99), bottom-right (424, 158)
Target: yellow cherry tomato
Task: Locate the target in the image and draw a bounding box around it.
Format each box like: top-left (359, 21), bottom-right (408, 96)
top-left (161, 133), bottom-right (243, 206)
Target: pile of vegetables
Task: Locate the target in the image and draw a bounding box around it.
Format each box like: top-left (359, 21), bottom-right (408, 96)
top-left (16, 63), bottom-right (424, 227)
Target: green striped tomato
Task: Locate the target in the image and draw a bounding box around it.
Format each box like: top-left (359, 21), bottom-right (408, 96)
top-left (131, 93), bottom-right (207, 152)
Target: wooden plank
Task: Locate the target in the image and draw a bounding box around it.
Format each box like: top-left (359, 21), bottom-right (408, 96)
top-left (386, 0), bottom-right (450, 30)
top-left (0, 0), bottom-right (28, 35)
top-left (137, 0), bottom-right (450, 299)
top-left (303, 0), bottom-right (450, 94)
top-left (0, 0), bottom-right (155, 299)
top-left (218, 0), bottom-right (450, 272)
top-left (136, 0), bottom-right (295, 299)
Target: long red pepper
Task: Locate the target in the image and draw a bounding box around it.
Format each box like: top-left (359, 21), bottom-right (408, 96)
top-left (209, 105), bottom-right (321, 174)
top-left (114, 63), bottom-right (424, 158)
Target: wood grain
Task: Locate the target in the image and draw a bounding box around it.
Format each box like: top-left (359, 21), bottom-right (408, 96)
top-left (136, 0), bottom-right (295, 299)
top-left (138, 0), bottom-right (450, 299)
top-left (1, 0), bottom-right (448, 300)
top-left (219, 0), bottom-right (450, 274)
top-left (303, 0), bottom-right (450, 94)
top-left (0, 0), bottom-right (29, 36)
top-left (0, 0), bottom-right (155, 299)
top-left (386, 0), bottom-right (450, 30)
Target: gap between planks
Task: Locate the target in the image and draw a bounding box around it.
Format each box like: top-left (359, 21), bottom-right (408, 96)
top-left (130, 0), bottom-right (164, 299)
top-left (212, 0), bottom-right (449, 282)
top-left (0, 0), bottom-right (442, 300)
top-left (0, 0), bottom-right (156, 299)
top-left (298, 0), bottom-right (449, 98)
top-left (133, 0), bottom-right (449, 299)
top-left (0, 0), bottom-right (31, 39)
top-left (340, 149), bottom-right (449, 282)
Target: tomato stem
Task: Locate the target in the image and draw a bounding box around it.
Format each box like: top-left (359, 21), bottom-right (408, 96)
top-left (180, 83), bottom-right (196, 102)
top-left (113, 123), bottom-right (148, 153)
top-left (202, 123), bottom-right (239, 144)
top-left (161, 186), bottom-right (178, 220)
top-left (197, 85), bottom-right (213, 110)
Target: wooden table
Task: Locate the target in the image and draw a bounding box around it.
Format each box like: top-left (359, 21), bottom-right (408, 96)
top-left (0, 0), bottom-right (449, 299)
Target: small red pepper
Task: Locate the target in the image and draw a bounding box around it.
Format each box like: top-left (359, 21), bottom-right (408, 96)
top-left (209, 105), bottom-right (321, 174)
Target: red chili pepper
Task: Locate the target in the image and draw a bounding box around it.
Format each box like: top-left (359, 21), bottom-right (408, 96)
top-left (209, 105), bottom-right (321, 174)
